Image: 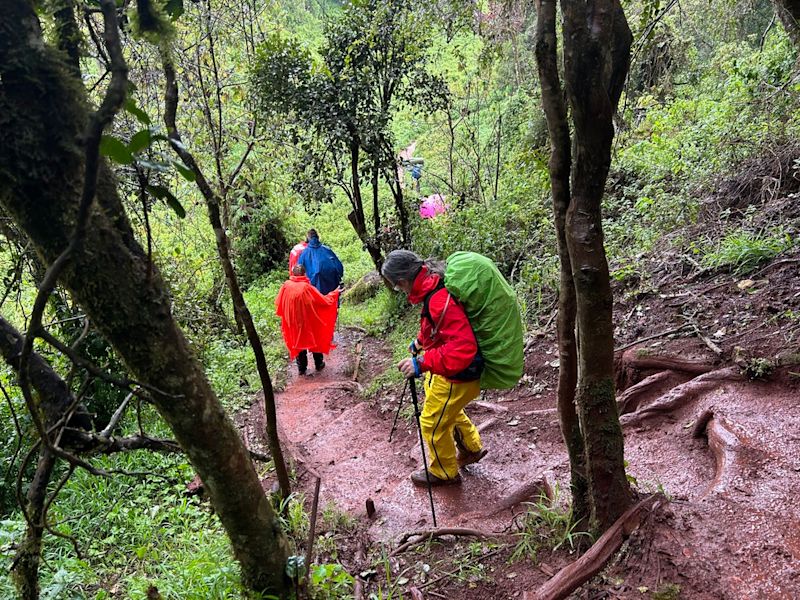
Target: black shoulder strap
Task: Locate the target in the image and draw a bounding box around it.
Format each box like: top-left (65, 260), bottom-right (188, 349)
top-left (421, 281), bottom-right (447, 327)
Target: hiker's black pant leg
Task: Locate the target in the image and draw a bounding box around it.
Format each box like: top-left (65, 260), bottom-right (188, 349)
top-left (296, 350), bottom-right (308, 373)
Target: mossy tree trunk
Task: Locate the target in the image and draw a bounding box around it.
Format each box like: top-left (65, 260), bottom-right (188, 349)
top-left (535, 0), bottom-right (633, 534)
top-left (0, 2), bottom-right (290, 596)
top-left (771, 0), bottom-right (800, 49)
top-left (534, 0), bottom-right (589, 525)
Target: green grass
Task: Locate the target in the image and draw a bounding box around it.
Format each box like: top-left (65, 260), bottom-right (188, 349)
top-left (700, 228), bottom-right (795, 274)
top-left (510, 486), bottom-right (592, 564)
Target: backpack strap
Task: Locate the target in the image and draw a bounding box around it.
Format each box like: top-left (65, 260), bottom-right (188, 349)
top-left (421, 281), bottom-right (446, 327)
top-left (421, 282), bottom-right (451, 340)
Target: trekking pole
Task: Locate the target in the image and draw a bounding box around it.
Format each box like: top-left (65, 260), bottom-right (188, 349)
top-left (408, 376), bottom-right (437, 527)
top-left (388, 378), bottom-right (409, 442)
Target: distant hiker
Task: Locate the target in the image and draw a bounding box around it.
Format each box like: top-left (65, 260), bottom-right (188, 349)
top-left (296, 229), bottom-right (344, 295)
top-left (275, 264), bottom-right (340, 375)
top-left (383, 250), bottom-right (488, 487)
top-left (288, 239), bottom-right (308, 276)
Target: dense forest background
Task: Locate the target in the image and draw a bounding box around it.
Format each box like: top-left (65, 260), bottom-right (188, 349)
top-left (0, 0), bottom-right (798, 597)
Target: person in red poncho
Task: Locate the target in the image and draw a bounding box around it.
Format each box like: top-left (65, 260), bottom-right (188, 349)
top-left (288, 239), bottom-right (308, 276)
top-left (275, 264), bottom-right (340, 375)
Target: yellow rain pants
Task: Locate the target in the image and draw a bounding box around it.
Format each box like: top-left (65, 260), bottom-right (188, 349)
top-left (420, 373), bottom-right (482, 481)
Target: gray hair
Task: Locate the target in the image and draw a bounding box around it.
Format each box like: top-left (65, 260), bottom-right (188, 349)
top-left (382, 250), bottom-right (444, 285)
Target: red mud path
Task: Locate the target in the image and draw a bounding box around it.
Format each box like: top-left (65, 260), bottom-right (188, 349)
top-left (265, 332), bottom-right (565, 539)
top-left (244, 263), bottom-right (800, 599)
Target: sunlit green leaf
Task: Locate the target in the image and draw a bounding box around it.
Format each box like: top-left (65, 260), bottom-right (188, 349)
top-left (100, 135), bottom-right (134, 165)
top-left (136, 159), bottom-right (171, 173)
top-left (124, 98), bottom-right (151, 125)
top-left (147, 185), bottom-right (186, 218)
top-left (171, 159), bottom-right (196, 182)
top-left (128, 129), bottom-right (152, 155)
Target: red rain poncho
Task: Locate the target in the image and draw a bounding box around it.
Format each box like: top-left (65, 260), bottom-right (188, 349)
top-left (275, 275), bottom-right (339, 359)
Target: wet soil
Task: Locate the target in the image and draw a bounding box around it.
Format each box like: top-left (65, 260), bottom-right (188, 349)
top-left (243, 250), bottom-right (800, 599)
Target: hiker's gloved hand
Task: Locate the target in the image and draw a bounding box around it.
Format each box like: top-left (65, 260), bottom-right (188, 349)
top-left (397, 356), bottom-right (422, 378)
top-left (408, 339), bottom-right (420, 356)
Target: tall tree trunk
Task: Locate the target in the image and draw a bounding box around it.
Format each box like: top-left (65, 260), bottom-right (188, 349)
top-left (535, 0), bottom-right (632, 535)
top-left (161, 53), bottom-right (291, 500)
top-left (371, 163), bottom-right (381, 247)
top-left (0, 316), bottom-right (66, 600)
top-left (561, 0), bottom-right (633, 532)
top-left (380, 138), bottom-right (410, 246)
top-left (771, 0), bottom-right (800, 49)
top-left (13, 449), bottom-right (56, 600)
top-left (0, 4), bottom-right (291, 595)
top-left (534, 0), bottom-right (589, 526)
top-left (347, 141), bottom-right (384, 271)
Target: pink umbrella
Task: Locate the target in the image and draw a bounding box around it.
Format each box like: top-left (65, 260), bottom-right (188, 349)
top-left (419, 194), bottom-right (447, 219)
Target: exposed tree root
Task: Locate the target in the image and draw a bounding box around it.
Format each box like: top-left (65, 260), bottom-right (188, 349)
top-left (352, 341), bottom-right (363, 382)
top-left (485, 477), bottom-right (553, 517)
top-left (391, 527), bottom-right (492, 556)
top-left (615, 348), bottom-right (717, 390)
top-left (698, 413), bottom-right (749, 498)
top-left (320, 381), bottom-right (363, 393)
top-left (471, 401), bottom-right (509, 414)
top-left (691, 408), bottom-right (715, 439)
top-left (525, 494), bottom-right (664, 600)
top-left (456, 477), bottom-right (553, 525)
top-left (409, 587), bottom-right (425, 600)
top-left (477, 417), bottom-right (499, 433)
top-left (621, 367), bottom-right (741, 427)
top-left (617, 371), bottom-right (677, 415)
top-left (351, 537), bottom-right (369, 600)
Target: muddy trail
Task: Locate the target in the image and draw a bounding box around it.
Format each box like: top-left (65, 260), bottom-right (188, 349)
top-left (242, 251), bottom-right (800, 599)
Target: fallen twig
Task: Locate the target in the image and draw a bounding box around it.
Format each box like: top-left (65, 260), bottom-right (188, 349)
top-left (304, 477), bottom-right (322, 585)
top-left (417, 548), bottom-right (504, 590)
top-left (471, 401), bottom-right (509, 414)
top-left (392, 527), bottom-right (491, 556)
top-left (615, 325), bottom-right (692, 352)
top-left (687, 322), bottom-right (723, 356)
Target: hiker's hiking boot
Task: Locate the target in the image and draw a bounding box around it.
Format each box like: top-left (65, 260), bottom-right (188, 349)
top-left (453, 428), bottom-right (488, 468)
top-left (315, 360), bottom-right (326, 372)
top-left (410, 469), bottom-right (461, 487)
top-left (457, 447), bottom-right (488, 467)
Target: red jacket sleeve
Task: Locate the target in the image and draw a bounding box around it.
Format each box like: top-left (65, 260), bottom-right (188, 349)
top-left (418, 291), bottom-right (477, 377)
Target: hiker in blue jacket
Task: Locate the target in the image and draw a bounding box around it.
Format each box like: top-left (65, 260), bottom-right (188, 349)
top-left (297, 229), bottom-right (344, 295)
